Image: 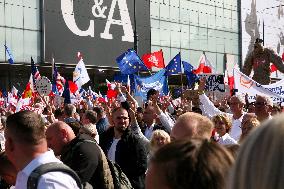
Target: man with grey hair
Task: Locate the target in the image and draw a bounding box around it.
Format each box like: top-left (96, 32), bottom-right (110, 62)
top-left (198, 78), bottom-right (246, 141)
top-left (254, 95), bottom-right (273, 122)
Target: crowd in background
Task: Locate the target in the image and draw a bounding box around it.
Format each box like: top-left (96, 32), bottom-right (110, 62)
top-left (0, 79), bottom-right (283, 189)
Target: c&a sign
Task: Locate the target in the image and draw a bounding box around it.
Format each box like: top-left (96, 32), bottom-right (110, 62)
top-left (43, 0), bottom-right (150, 67)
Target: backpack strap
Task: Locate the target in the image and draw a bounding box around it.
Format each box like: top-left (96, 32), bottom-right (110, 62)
top-left (27, 162), bottom-right (82, 189)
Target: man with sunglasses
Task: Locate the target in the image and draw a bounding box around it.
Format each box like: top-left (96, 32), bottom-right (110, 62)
top-left (254, 95), bottom-right (273, 122)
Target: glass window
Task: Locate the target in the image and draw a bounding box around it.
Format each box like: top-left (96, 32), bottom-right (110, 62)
top-left (224, 9), bottom-right (232, 31)
top-left (170, 4), bottom-right (179, 22)
top-left (189, 50), bottom-right (202, 68)
top-left (198, 5), bottom-right (208, 27)
top-left (199, 27), bottom-right (208, 51)
top-left (0, 27), bottom-right (5, 61)
top-left (151, 19), bottom-right (160, 46)
top-left (180, 0), bottom-right (189, 24)
top-left (6, 28), bottom-right (24, 62)
top-left (0, 1), bottom-right (4, 26)
top-left (171, 23), bottom-right (181, 48)
top-left (205, 52), bottom-right (217, 73)
top-left (181, 49), bottom-right (190, 63)
top-left (207, 5), bottom-right (216, 28)
top-left (181, 24), bottom-right (190, 49)
top-left (216, 31), bottom-right (224, 53)
top-left (171, 48), bottom-right (180, 59)
top-left (189, 2), bottom-right (199, 25)
top-left (24, 30), bottom-right (40, 63)
top-left (162, 47), bottom-right (171, 65)
top-left (150, 1), bottom-right (160, 19)
top-left (216, 53), bottom-right (224, 73)
top-left (208, 29), bottom-right (216, 52)
top-left (160, 21), bottom-right (171, 46)
top-left (216, 7), bottom-right (223, 29)
top-left (5, 0), bottom-right (23, 28)
top-left (190, 26), bottom-right (199, 50)
top-left (160, 3), bottom-right (170, 20)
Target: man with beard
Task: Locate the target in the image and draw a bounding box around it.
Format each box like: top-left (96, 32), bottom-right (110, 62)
top-left (100, 106), bottom-right (148, 189)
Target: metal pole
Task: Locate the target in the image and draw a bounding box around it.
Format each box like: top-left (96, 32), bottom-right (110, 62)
top-left (133, 0), bottom-right (138, 53)
top-left (263, 20), bottom-right (265, 45)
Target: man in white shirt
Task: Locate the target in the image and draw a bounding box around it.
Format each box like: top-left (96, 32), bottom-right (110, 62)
top-left (4, 111), bottom-right (79, 189)
top-left (198, 78), bottom-right (245, 141)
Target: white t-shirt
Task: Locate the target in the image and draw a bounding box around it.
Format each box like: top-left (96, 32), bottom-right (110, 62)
top-left (107, 138), bottom-right (121, 162)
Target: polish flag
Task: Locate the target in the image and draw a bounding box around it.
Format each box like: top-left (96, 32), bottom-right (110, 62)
top-left (77, 52), bottom-right (83, 60)
top-left (270, 64), bottom-right (278, 73)
top-left (106, 79), bottom-right (117, 99)
top-left (193, 54), bottom-right (215, 74)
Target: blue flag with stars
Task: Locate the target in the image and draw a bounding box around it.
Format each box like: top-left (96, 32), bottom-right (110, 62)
top-left (165, 53), bottom-right (181, 75)
top-left (116, 49), bottom-right (149, 75)
top-left (182, 61), bottom-right (199, 88)
top-left (134, 69), bottom-right (169, 101)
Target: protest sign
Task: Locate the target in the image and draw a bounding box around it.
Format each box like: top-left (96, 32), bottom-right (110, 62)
top-left (199, 74), bottom-right (225, 92)
top-left (35, 76), bottom-right (52, 96)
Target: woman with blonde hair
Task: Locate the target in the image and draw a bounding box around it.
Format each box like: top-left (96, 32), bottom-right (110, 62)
top-left (148, 130), bottom-right (171, 164)
top-left (230, 113), bottom-right (284, 189)
top-left (239, 113), bottom-right (260, 142)
top-left (212, 114), bottom-right (237, 145)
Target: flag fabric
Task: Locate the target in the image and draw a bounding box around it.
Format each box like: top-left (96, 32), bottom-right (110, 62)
top-left (182, 61), bottom-right (199, 88)
top-left (22, 82), bottom-right (33, 99)
top-left (11, 86), bottom-right (18, 98)
top-left (165, 53), bottom-right (182, 75)
top-left (116, 49), bottom-right (149, 75)
top-left (31, 57), bottom-right (41, 90)
top-left (4, 45), bottom-right (14, 64)
top-left (62, 80), bottom-right (71, 104)
top-left (142, 50), bottom-right (165, 69)
top-left (134, 69), bottom-right (169, 101)
top-left (193, 54), bottom-right (215, 74)
top-left (73, 58), bottom-right (90, 88)
top-left (52, 58), bottom-right (59, 95)
top-left (68, 81), bottom-right (78, 94)
top-left (106, 79), bottom-right (118, 100)
top-left (233, 69), bottom-right (284, 103)
top-left (270, 64), bottom-right (278, 73)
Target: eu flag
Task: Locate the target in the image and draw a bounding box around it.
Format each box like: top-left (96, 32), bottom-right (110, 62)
top-left (165, 53), bottom-right (181, 75)
top-left (182, 61), bottom-right (199, 88)
top-left (116, 49), bottom-right (149, 75)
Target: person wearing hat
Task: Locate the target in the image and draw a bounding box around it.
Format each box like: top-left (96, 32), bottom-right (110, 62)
top-left (242, 38), bottom-right (284, 85)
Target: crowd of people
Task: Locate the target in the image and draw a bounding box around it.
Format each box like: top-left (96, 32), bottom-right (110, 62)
top-left (0, 79), bottom-right (283, 189)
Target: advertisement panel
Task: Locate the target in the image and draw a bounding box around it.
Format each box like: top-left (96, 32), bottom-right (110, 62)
top-left (43, 0), bottom-right (150, 67)
top-left (241, 0), bottom-right (284, 66)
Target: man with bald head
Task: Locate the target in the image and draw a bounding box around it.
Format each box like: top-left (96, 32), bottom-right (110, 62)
top-left (5, 111), bottom-right (79, 189)
top-left (170, 112), bottom-right (214, 141)
top-left (46, 121), bottom-right (111, 189)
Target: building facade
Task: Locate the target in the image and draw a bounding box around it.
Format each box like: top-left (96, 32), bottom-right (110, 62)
top-left (0, 0), bottom-right (283, 90)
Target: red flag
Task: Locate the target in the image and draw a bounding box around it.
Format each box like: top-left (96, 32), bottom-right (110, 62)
top-left (142, 50), bottom-right (165, 69)
top-left (68, 81), bottom-right (78, 93)
top-left (282, 52), bottom-right (284, 61)
top-left (270, 64), bottom-right (278, 73)
top-left (106, 79), bottom-right (117, 99)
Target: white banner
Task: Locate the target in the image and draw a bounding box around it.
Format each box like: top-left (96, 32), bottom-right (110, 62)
top-left (234, 69), bottom-right (284, 102)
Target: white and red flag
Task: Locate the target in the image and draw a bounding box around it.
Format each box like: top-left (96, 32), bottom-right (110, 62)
top-left (193, 54), bottom-right (215, 74)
